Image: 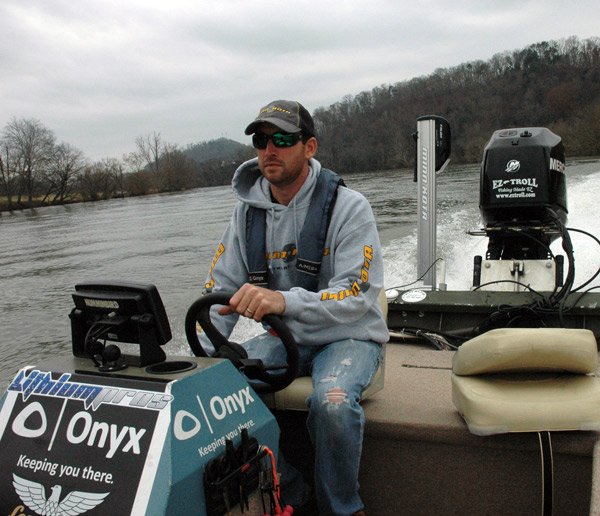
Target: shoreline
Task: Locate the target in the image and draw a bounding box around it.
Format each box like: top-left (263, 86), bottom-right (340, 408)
top-left (2, 157), bottom-right (598, 214)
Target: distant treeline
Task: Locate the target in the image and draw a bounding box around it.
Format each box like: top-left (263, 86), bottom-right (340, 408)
top-left (1, 36), bottom-right (599, 211)
top-left (315, 36), bottom-right (600, 172)
top-left (0, 126), bottom-right (254, 211)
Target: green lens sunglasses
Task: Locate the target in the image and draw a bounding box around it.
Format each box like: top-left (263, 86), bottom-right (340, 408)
top-left (252, 132), bottom-right (303, 149)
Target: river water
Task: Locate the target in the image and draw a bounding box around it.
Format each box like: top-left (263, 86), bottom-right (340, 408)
top-left (1, 160), bottom-right (599, 389)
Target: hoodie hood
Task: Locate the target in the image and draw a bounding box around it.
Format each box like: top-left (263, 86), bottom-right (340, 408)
top-left (231, 157), bottom-right (322, 210)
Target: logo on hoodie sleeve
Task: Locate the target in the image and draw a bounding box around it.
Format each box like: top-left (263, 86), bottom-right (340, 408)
top-left (320, 245), bottom-right (373, 301)
top-left (204, 243), bottom-right (225, 291)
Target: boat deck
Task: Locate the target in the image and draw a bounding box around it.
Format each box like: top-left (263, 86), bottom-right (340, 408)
top-left (276, 343), bottom-right (600, 515)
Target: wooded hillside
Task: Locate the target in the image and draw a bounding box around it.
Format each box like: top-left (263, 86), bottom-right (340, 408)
top-left (314, 36), bottom-right (600, 172)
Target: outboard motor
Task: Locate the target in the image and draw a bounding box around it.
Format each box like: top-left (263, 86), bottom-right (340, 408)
top-left (479, 127), bottom-right (567, 260)
top-left (474, 128), bottom-right (568, 291)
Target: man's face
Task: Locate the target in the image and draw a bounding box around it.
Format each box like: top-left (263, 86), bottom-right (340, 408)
top-left (255, 124), bottom-right (316, 188)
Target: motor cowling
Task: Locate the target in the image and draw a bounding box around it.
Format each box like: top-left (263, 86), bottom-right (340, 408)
top-left (480, 127), bottom-right (567, 225)
top-left (479, 127), bottom-right (567, 260)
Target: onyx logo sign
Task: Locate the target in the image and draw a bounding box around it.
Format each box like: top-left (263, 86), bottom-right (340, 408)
top-left (173, 386), bottom-right (255, 441)
top-left (1, 371), bottom-right (164, 515)
top-left (12, 402), bottom-right (147, 459)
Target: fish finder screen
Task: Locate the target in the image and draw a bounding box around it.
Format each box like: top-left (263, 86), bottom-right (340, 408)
top-left (70, 281), bottom-right (172, 365)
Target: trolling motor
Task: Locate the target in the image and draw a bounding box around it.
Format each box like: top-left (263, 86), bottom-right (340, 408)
top-left (472, 128), bottom-right (568, 291)
top-left (413, 115), bottom-right (452, 289)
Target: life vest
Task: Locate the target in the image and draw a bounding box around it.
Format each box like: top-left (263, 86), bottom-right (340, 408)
top-left (246, 168), bottom-right (345, 292)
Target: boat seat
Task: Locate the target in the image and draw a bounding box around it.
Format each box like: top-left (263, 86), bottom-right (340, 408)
top-left (452, 327), bottom-right (600, 436)
top-left (260, 289), bottom-right (388, 411)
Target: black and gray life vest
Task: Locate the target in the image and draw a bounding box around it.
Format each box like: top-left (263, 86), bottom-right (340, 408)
top-left (246, 168), bottom-right (345, 292)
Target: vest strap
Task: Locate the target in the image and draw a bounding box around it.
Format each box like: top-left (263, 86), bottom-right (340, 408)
top-left (246, 207), bottom-right (268, 287)
top-left (246, 168), bottom-right (344, 292)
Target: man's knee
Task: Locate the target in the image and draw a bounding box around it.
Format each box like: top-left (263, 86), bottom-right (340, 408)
top-left (324, 386), bottom-right (348, 404)
top-left (309, 385), bottom-right (356, 420)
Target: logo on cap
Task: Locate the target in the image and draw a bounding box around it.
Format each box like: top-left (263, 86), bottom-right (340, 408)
top-left (260, 105), bottom-right (292, 116)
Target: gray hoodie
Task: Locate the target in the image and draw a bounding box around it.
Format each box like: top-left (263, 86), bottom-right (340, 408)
top-left (200, 157), bottom-right (389, 347)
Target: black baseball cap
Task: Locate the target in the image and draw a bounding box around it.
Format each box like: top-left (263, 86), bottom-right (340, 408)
top-left (244, 100), bottom-right (315, 137)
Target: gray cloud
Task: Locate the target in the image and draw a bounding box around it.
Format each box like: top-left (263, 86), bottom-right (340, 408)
top-left (1, 0), bottom-right (598, 161)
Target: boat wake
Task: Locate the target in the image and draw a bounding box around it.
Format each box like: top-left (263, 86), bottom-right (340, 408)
top-left (384, 168), bottom-right (600, 292)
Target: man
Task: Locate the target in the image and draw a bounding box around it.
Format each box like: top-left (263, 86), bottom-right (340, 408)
top-left (200, 100), bottom-right (389, 515)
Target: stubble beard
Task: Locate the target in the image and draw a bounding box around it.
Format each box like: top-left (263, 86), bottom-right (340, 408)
top-left (261, 161), bottom-right (303, 188)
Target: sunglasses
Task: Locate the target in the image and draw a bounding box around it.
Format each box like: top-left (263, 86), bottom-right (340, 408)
top-left (252, 132), bottom-right (303, 149)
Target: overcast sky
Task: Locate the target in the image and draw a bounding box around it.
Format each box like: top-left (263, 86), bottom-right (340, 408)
top-left (2, 0), bottom-right (598, 161)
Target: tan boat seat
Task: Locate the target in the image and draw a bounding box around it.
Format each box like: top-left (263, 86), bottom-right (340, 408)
top-left (452, 328), bottom-right (600, 436)
top-left (261, 289), bottom-right (388, 411)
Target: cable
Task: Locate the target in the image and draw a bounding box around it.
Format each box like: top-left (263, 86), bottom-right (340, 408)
top-left (259, 446), bottom-right (287, 515)
top-left (502, 226), bottom-right (556, 260)
top-left (84, 311), bottom-right (124, 366)
top-left (395, 327), bottom-right (465, 350)
top-left (389, 214), bottom-right (599, 343)
top-left (565, 285), bottom-right (600, 308)
top-left (549, 212), bottom-right (576, 325)
top-left (567, 227), bottom-right (600, 293)
top-left (476, 210), bottom-right (577, 330)
top-left (84, 321), bottom-right (112, 366)
top-left (386, 258), bottom-right (442, 291)
top-left (471, 279), bottom-right (547, 296)
top-left (538, 432), bottom-right (554, 516)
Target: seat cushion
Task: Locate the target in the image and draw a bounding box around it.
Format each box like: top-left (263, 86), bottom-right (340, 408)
top-left (452, 372), bottom-right (600, 435)
top-left (452, 328), bottom-right (597, 375)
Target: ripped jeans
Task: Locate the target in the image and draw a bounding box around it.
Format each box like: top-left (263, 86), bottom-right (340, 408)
top-left (242, 334), bottom-right (383, 515)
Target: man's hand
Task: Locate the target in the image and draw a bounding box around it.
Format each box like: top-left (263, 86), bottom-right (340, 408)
top-left (218, 283), bottom-right (285, 321)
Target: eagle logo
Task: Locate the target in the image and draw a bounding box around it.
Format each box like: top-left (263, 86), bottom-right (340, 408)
top-left (12, 474), bottom-right (109, 515)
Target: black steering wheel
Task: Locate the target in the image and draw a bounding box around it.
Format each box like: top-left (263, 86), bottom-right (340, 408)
top-left (185, 292), bottom-right (299, 393)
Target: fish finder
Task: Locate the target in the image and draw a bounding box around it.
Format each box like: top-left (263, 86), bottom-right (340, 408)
top-left (69, 281), bottom-right (171, 369)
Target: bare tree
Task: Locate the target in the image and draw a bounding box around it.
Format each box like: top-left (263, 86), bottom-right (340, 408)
top-left (42, 143), bottom-right (86, 203)
top-left (100, 157), bottom-right (125, 197)
top-left (159, 144), bottom-right (195, 191)
top-left (77, 161), bottom-right (118, 201)
top-left (2, 118), bottom-right (56, 207)
top-left (131, 132), bottom-right (197, 192)
top-left (123, 170), bottom-right (153, 196)
top-left (0, 141), bottom-right (15, 210)
top-left (135, 131), bottom-right (163, 176)
top-left (123, 150), bottom-right (144, 174)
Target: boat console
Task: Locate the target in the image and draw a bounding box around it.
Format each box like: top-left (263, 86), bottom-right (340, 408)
top-left (0, 284), bottom-right (282, 515)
